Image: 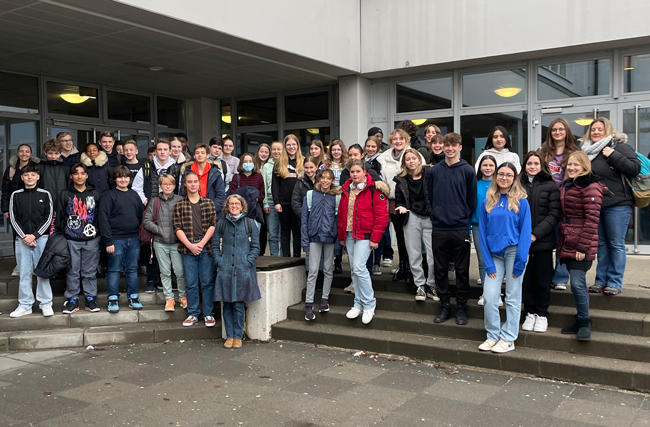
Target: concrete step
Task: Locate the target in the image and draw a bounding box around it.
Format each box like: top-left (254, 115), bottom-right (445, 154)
top-left (318, 289), bottom-right (650, 336)
top-left (2, 273), bottom-right (170, 296)
top-left (286, 304), bottom-right (650, 364)
top-left (0, 292), bottom-right (159, 312)
top-left (271, 319), bottom-right (650, 392)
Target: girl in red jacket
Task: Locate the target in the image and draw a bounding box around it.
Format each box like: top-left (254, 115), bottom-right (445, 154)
top-left (558, 151), bottom-right (604, 341)
top-left (338, 160), bottom-right (390, 324)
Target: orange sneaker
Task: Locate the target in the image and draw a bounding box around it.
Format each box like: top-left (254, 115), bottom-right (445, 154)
top-left (179, 297), bottom-right (188, 309)
top-left (164, 299), bottom-right (175, 312)
top-left (232, 338), bottom-right (242, 349)
top-left (223, 338), bottom-right (234, 348)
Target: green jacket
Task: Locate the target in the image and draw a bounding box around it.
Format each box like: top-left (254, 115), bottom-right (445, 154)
top-left (262, 159), bottom-right (275, 209)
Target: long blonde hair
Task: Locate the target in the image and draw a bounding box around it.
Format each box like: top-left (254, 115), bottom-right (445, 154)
top-left (485, 163), bottom-right (527, 214)
top-left (276, 134), bottom-right (304, 178)
top-left (581, 117), bottom-right (618, 145)
top-left (399, 148), bottom-right (423, 177)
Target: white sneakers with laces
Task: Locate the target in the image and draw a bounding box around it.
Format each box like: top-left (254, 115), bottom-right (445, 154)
top-left (522, 313), bottom-right (537, 331)
top-left (533, 315), bottom-right (548, 333)
top-left (478, 339), bottom-right (497, 351)
top-left (362, 305), bottom-right (376, 324)
top-left (491, 338), bottom-right (515, 354)
top-left (346, 307), bottom-right (362, 319)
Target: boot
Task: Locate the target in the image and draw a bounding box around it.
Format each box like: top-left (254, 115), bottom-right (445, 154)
top-left (561, 315), bottom-right (579, 335)
top-left (434, 302), bottom-right (451, 324)
top-left (334, 257), bottom-right (343, 274)
top-left (577, 318), bottom-right (592, 341)
top-left (455, 305), bottom-right (468, 325)
top-left (392, 261), bottom-right (407, 282)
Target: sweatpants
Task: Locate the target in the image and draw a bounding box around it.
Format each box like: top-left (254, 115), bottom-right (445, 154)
top-left (65, 238), bottom-right (101, 299)
top-left (404, 213), bottom-right (435, 289)
top-left (306, 242), bottom-right (334, 304)
top-left (431, 229), bottom-right (471, 307)
top-left (521, 250), bottom-right (553, 317)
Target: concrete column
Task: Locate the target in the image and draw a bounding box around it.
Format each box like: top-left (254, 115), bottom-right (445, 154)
top-left (339, 75), bottom-right (370, 145)
top-left (187, 97), bottom-right (213, 149)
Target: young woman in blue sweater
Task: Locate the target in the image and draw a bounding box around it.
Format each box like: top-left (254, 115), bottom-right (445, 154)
top-left (472, 155), bottom-right (496, 292)
top-left (478, 162), bottom-right (532, 354)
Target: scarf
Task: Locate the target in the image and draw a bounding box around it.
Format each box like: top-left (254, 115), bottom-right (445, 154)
top-left (365, 152), bottom-right (381, 163)
top-left (581, 135), bottom-right (613, 161)
top-left (228, 212), bottom-right (244, 222)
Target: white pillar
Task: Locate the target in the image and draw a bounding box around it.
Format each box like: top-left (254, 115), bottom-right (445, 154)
top-left (339, 75), bottom-right (370, 145)
top-left (187, 97), bottom-right (213, 149)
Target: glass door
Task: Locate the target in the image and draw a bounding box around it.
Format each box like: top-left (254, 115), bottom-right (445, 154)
top-left (113, 128), bottom-right (152, 161)
top-left (532, 104), bottom-right (611, 150)
top-left (48, 124), bottom-right (97, 154)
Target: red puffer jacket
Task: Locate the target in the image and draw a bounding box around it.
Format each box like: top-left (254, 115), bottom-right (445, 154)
top-left (338, 173), bottom-right (390, 243)
top-left (557, 174), bottom-right (604, 261)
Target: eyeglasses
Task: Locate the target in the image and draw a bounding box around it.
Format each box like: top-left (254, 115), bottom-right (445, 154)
top-left (551, 128), bottom-right (566, 133)
top-left (497, 173), bottom-right (515, 179)
top-left (228, 202), bottom-right (242, 206)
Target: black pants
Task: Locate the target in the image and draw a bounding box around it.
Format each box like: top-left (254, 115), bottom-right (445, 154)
top-left (389, 213), bottom-right (408, 268)
top-left (258, 202), bottom-right (268, 256)
top-left (140, 244), bottom-right (160, 285)
top-left (279, 206), bottom-right (301, 257)
top-left (522, 250), bottom-right (553, 317)
top-left (431, 229), bottom-right (471, 306)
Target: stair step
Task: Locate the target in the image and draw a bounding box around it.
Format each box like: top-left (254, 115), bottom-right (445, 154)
top-left (0, 292), bottom-right (159, 312)
top-left (271, 320), bottom-right (650, 392)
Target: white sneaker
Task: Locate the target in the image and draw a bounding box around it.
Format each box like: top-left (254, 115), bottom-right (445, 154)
top-left (478, 295), bottom-right (485, 306)
top-left (346, 307), bottom-right (362, 319)
top-left (498, 296), bottom-right (504, 307)
top-left (553, 283), bottom-right (567, 291)
top-left (10, 306), bottom-right (32, 318)
top-left (476, 278), bottom-right (482, 285)
top-left (11, 265), bottom-right (19, 277)
top-left (382, 259), bottom-right (393, 267)
top-left (343, 283), bottom-right (355, 294)
top-left (390, 267), bottom-right (400, 275)
top-left (478, 339), bottom-right (497, 351)
top-left (521, 313), bottom-right (536, 331)
top-left (491, 339), bottom-right (515, 354)
top-left (42, 305), bottom-right (54, 317)
top-left (362, 305), bottom-right (376, 324)
top-left (448, 270), bottom-right (456, 281)
top-left (533, 315), bottom-right (548, 333)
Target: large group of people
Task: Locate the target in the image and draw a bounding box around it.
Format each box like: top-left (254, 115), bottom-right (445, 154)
top-left (2, 116), bottom-right (641, 351)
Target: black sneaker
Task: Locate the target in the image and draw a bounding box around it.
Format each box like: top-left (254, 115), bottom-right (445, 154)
top-left (304, 303), bottom-right (316, 321)
top-left (319, 298), bottom-right (330, 313)
top-left (85, 296), bottom-right (100, 312)
top-left (455, 306), bottom-right (468, 325)
top-left (434, 303), bottom-right (451, 324)
top-left (145, 281), bottom-right (156, 293)
top-left (415, 286), bottom-right (426, 301)
top-left (63, 298), bottom-right (79, 314)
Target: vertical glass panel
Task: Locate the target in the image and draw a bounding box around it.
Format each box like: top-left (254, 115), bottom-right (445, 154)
top-left (396, 77), bottom-right (452, 113)
top-left (623, 54), bottom-right (650, 93)
top-left (462, 69), bottom-right (526, 107)
top-left (9, 120), bottom-right (38, 156)
top-left (157, 96), bottom-right (184, 129)
top-left (236, 131), bottom-right (278, 156)
top-left (283, 128), bottom-right (331, 155)
top-left (118, 132), bottom-right (151, 159)
top-left (237, 98), bottom-right (276, 126)
top-left (538, 59), bottom-right (610, 100)
top-left (0, 72), bottom-right (39, 114)
top-left (460, 111), bottom-right (528, 166)
top-left (623, 107), bottom-right (650, 246)
top-left (107, 91), bottom-right (150, 124)
top-left (285, 92), bottom-right (329, 123)
top-left (47, 82), bottom-right (98, 118)
top-left (540, 110), bottom-right (610, 145)
top-left (221, 101), bottom-right (232, 131)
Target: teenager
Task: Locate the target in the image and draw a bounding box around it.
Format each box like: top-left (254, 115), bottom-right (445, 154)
top-left (173, 171), bottom-right (217, 327)
top-left (302, 169), bottom-right (340, 320)
top-left (272, 134), bottom-right (304, 257)
top-left (143, 174), bottom-right (186, 311)
top-left (254, 143), bottom-right (271, 173)
top-left (475, 126), bottom-right (521, 173)
top-left (57, 163), bottom-right (102, 314)
top-left (169, 137), bottom-right (187, 165)
top-left (478, 162), bottom-right (531, 353)
top-left (122, 140), bottom-right (143, 187)
top-left (338, 160), bottom-right (390, 324)
top-left (8, 165), bottom-right (54, 318)
top-left (428, 134), bottom-right (445, 166)
top-left (582, 118), bottom-right (640, 296)
top-left (2, 144), bottom-right (39, 221)
top-left (518, 152), bottom-right (561, 333)
top-left (230, 153), bottom-right (265, 205)
top-left (133, 138), bottom-right (181, 204)
top-left (222, 136), bottom-right (240, 176)
top-left (364, 137), bottom-right (383, 177)
top-left (324, 139), bottom-right (347, 186)
top-left (427, 133), bottom-right (477, 325)
top-left (179, 143), bottom-right (226, 218)
top-left (394, 148), bottom-right (437, 301)
top-left (213, 194), bottom-right (261, 348)
top-left (175, 132), bottom-right (192, 161)
top-left (57, 132), bottom-right (79, 167)
top-left (115, 141), bottom-right (124, 156)
top-left (147, 147), bottom-right (156, 162)
top-left (291, 156), bottom-right (317, 220)
top-left (368, 126), bottom-right (389, 152)
top-left (309, 140), bottom-right (326, 168)
top-left (80, 142), bottom-right (114, 195)
top-left (209, 137), bottom-right (233, 192)
top-left (473, 155), bottom-right (496, 291)
top-left (397, 120), bottom-right (430, 164)
top-left (38, 139), bottom-right (69, 233)
top-left (263, 141), bottom-right (283, 257)
top-left (98, 131), bottom-right (124, 168)
top-left (365, 136), bottom-right (391, 270)
top-left (253, 144), bottom-right (271, 254)
top-left (99, 166), bottom-right (145, 312)
top-left (340, 144), bottom-right (381, 185)
top-left (558, 152), bottom-right (603, 341)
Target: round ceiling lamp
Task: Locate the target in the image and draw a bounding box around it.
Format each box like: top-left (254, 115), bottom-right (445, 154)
top-left (494, 86), bottom-right (522, 98)
top-left (574, 118), bottom-right (593, 126)
top-left (411, 119), bottom-right (427, 126)
top-left (60, 93), bottom-right (89, 104)
top-left (307, 128), bottom-right (320, 134)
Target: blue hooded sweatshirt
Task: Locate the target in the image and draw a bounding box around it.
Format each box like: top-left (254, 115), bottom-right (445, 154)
top-left (478, 193), bottom-right (532, 276)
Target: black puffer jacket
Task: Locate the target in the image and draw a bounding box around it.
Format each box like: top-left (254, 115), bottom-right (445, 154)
top-left (291, 172), bottom-right (315, 219)
top-left (393, 165), bottom-right (432, 225)
top-left (429, 151), bottom-right (445, 166)
top-left (1, 155), bottom-right (40, 213)
top-left (39, 158), bottom-right (69, 206)
top-left (34, 232), bottom-right (71, 279)
top-left (520, 171), bottom-right (561, 252)
top-left (588, 134), bottom-right (640, 208)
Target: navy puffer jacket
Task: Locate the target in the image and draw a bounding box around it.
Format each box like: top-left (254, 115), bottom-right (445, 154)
top-left (300, 185), bottom-right (341, 251)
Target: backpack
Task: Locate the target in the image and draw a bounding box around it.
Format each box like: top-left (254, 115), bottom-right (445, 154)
top-left (138, 196), bottom-right (162, 265)
top-left (218, 216), bottom-right (253, 242)
top-left (623, 151), bottom-right (650, 208)
top-left (306, 190), bottom-right (341, 213)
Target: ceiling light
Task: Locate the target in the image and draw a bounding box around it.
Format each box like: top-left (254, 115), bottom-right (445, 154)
top-left (494, 87), bottom-right (522, 98)
top-left (222, 115), bottom-right (231, 124)
top-left (307, 128), bottom-right (320, 134)
top-left (624, 67), bottom-right (634, 70)
top-left (79, 87), bottom-right (96, 99)
top-left (411, 119), bottom-right (427, 126)
top-left (149, 66), bottom-right (165, 71)
top-left (60, 94), bottom-right (89, 104)
top-left (575, 118), bottom-right (593, 126)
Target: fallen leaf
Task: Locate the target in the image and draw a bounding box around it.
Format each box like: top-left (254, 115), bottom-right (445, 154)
top-left (44, 391), bottom-right (52, 396)
top-left (163, 398), bottom-right (170, 401)
top-left (104, 383), bottom-right (111, 385)
top-left (214, 386), bottom-right (220, 388)
top-left (445, 370), bottom-right (459, 375)
top-left (258, 375), bottom-right (270, 379)
top-left (337, 364), bottom-right (343, 367)
top-left (163, 339), bottom-right (171, 344)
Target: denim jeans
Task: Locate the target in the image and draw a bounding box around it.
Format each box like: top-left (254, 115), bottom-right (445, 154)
top-left (483, 246), bottom-right (524, 343)
top-left (181, 249), bottom-right (215, 318)
top-left (569, 269), bottom-right (590, 320)
top-left (471, 223), bottom-right (485, 285)
top-left (153, 241), bottom-right (186, 300)
top-left (552, 258), bottom-right (570, 285)
top-left (15, 236), bottom-right (52, 310)
top-left (346, 232), bottom-right (376, 310)
top-left (595, 205), bottom-right (632, 290)
top-left (223, 301), bottom-right (246, 339)
top-left (106, 237), bottom-right (140, 297)
top-left (382, 224), bottom-right (393, 260)
top-left (265, 205), bottom-right (280, 257)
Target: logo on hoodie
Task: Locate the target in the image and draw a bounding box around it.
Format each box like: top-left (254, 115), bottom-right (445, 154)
top-left (65, 194), bottom-right (97, 238)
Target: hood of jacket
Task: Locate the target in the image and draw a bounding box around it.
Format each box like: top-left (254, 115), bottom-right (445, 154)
top-left (153, 156), bottom-right (177, 171)
top-left (179, 159), bottom-right (220, 175)
top-left (608, 133), bottom-right (629, 148)
top-left (564, 173), bottom-right (602, 189)
top-left (439, 158), bottom-right (470, 170)
top-left (80, 151), bottom-right (108, 168)
top-left (9, 155), bottom-right (40, 168)
top-left (297, 171), bottom-right (315, 185)
top-left (520, 170), bottom-right (553, 184)
top-left (409, 136), bottom-right (426, 151)
top-left (66, 182), bottom-right (96, 193)
top-left (342, 172), bottom-right (390, 196)
top-left (40, 157), bottom-right (63, 166)
top-left (315, 182), bottom-right (342, 195)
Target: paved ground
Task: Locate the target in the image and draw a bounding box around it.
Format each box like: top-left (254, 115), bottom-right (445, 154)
top-left (0, 340), bottom-right (649, 427)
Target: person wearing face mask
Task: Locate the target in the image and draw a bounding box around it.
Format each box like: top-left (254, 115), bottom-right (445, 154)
top-left (475, 126), bottom-right (521, 174)
top-left (230, 153), bottom-right (265, 232)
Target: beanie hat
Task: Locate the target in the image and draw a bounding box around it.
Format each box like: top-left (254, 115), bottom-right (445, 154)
top-left (368, 127), bottom-right (383, 137)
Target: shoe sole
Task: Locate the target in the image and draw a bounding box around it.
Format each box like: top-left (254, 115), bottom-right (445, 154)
top-left (319, 307), bottom-right (330, 312)
top-left (145, 290), bottom-right (155, 294)
top-left (373, 272), bottom-right (382, 276)
top-left (129, 306), bottom-right (143, 310)
top-left (165, 308), bottom-right (175, 312)
top-left (533, 329), bottom-right (548, 333)
top-left (63, 307), bottom-right (79, 314)
top-left (182, 322), bottom-right (197, 327)
top-left (10, 312), bottom-right (32, 318)
top-left (205, 323), bottom-right (216, 327)
top-left (108, 309), bottom-right (119, 313)
top-left (86, 308), bottom-right (101, 313)
top-left (415, 296), bottom-right (426, 301)
top-left (492, 347), bottom-right (515, 354)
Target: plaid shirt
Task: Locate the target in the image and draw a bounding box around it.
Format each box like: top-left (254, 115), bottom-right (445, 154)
top-left (173, 196), bottom-right (217, 255)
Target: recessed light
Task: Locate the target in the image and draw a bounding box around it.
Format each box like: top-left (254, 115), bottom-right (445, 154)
top-left (149, 66), bottom-right (165, 71)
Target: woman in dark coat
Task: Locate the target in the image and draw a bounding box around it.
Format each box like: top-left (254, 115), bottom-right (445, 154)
top-left (213, 194), bottom-right (261, 349)
top-left (291, 157), bottom-right (318, 220)
top-left (519, 151), bottom-right (561, 333)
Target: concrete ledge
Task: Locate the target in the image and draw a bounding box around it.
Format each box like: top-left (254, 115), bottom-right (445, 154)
top-left (84, 324), bottom-right (155, 346)
top-left (138, 307), bottom-right (189, 323)
top-left (69, 311), bottom-right (139, 328)
top-left (10, 328), bottom-right (84, 350)
top-left (154, 323), bottom-right (222, 342)
top-left (0, 332), bottom-right (10, 352)
top-left (0, 314), bottom-right (69, 332)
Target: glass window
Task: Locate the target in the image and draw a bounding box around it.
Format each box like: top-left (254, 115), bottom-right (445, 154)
top-left (221, 101), bottom-right (232, 131)
top-left (285, 92), bottom-right (329, 123)
top-left (460, 111), bottom-right (528, 166)
top-left (396, 77), bottom-right (452, 113)
top-left (540, 111), bottom-right (610, 145)
top-left (50, 127), bottom-right (95, 154)
top-left (462, 69), bottom-right (526, 107)
top-left (624, 54), bottom-right (650, 93)
top-left (283, 128), bottom-right (331, 155)
top-left (107, 90), bottom-right (150, 124)
top-left (157, 96), bottom-right (184, 129)
top-left (538, 59), bottom-right (610, 100)
top-left (237, 98), bottom-right (276, 127)
top-left (47, 82), bottom-right (98, 118)
top-left (236, 130), bottom-right (278, 156)
top-left (0, 72), bottom-right (39, 114)
top-left (117, 132), bottom-right (151, 158)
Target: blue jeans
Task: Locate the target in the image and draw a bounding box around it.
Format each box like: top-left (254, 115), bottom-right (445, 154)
top-left (346, 232), bottom-right (376, 310)
top-left (106, 237), bottom-right (140, 297)
top-left (222, 301), bottom-right (246, 339)
top-left (265, 205), bottom-right (280, 257)
top-left (382, 224), bottom-right (393, 260)
top-left (483, 246), bottom-right (524, 343)
top-left (471, 223), bottom-right (485, 285)
top-left (15, 236), bottom-right (52, 309)
top-left (181, 249), bottom-right (215, 318)
top-left (552, 258), bottom-right (570, 285)
top-left (595, 205), bottom-right (632, 290)
top-left (569, 269), bottom-right (590, 320)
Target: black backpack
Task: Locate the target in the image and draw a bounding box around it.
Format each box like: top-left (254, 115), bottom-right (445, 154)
top-left (218, 216), bottom-right (253, 242)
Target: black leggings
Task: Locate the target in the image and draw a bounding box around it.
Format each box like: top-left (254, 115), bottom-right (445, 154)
top-left (279, 205), bottom-right (301, 257)
top-left (258, 202), bottom-right (268, 256)
top-left (390, 213), bottom-right (409, 268)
